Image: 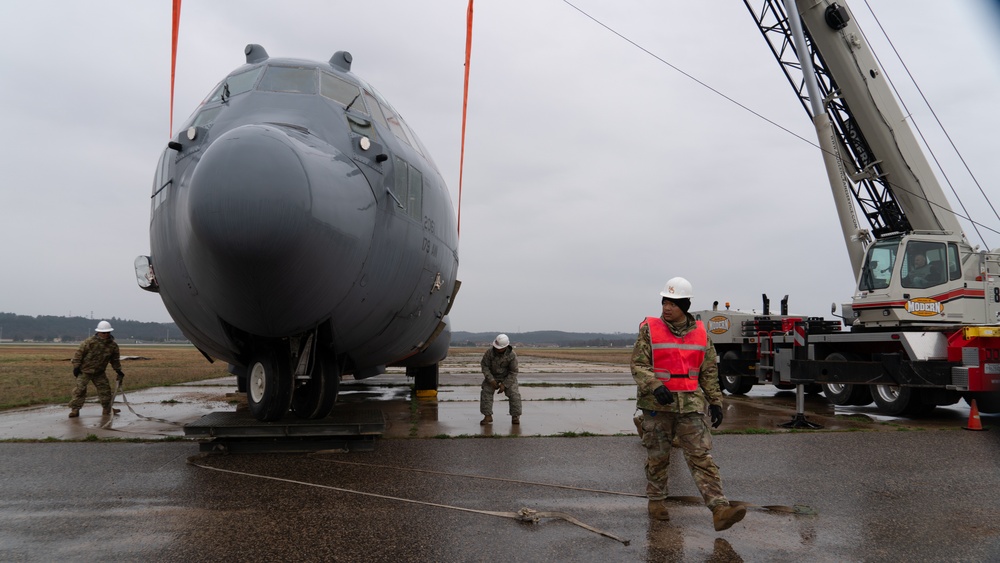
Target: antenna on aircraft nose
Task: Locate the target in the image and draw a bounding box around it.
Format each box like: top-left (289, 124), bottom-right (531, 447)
top-left (245, 44), bottom-right (269, 64)
top-left (330, 51), bottom-right (352, 72)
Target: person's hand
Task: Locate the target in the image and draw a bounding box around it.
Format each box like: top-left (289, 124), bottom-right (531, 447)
top-left (490, 380), bottom-right (499, 391)
top-left (497, 383), bottom-right (505, 394)
top-left (652, 385), bottom-right (673, 405)
top-left (115, 369), bottom-right (125, 383)
top-left (709, 405), bottom-right (724, 428)
top-left (72, 367), bottom-right (81, 377)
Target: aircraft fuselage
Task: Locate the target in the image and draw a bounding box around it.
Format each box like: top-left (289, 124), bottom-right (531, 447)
top-left (138, 46), bottom-right (459, 420)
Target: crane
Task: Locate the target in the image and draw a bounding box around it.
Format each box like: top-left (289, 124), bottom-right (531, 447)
top-left (699, 0), bottom-right (1000, 416)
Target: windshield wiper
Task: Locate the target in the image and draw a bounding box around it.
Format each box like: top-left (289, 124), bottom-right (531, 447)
top-left (345, 93), bottom-right (360, 112)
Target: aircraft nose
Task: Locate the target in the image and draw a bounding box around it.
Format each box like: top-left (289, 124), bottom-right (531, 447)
top-left (185, 123), bottom-right (376, 336)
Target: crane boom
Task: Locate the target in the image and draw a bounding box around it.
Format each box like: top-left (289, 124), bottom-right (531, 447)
top-left (796, 0), bottom-right (964, 237)
top-left (745, 0), bottom-right (965, 241)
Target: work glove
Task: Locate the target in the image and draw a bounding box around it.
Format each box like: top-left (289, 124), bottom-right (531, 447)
top-left (497, 383), bottom-right (505, 395)
top-left (709, 405), bottom-right (724, 428)
top-left (72, 367), bottom-right (81, 378)
top-left (115, 369), bottom-right (125, 383)
top-left (490, 380), bottom-right (499, 391)
top-left (652, 385), bottom-right (674, 405)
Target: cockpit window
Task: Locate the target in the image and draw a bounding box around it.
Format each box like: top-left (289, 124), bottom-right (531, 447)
top-left (398, 116), bottom-right (425, 157)
top-left (363, 90), bottom-right (389, 129)
top-left (206, 66), bottom-right (263, 103)
top-left (391, 155), bottom-right (423, 222)
top-left (321, 72), bottom-right (365, 112)
top-left (258, 66), bottom-right (317, 94)
top-left (191, 106), bottom-right (223, 127)
top-left (367, 86), bottom-right (416, 148)
top-left (378, 101), bottom-right (411, 147)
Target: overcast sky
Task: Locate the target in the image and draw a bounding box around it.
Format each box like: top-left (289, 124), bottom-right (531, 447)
top-left (1, 1), bottom-right (999, 334)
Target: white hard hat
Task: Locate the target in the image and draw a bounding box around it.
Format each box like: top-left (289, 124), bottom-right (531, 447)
top-left (95, 320), bottom-right (114, 332)
top-left (659, 277), bottom-right (693, 299)
top-left (493, 334), bottom-right (510, 349)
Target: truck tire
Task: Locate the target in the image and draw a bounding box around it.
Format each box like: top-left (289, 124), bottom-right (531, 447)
top-left (820, 353), bottom-right (872, 406)
top-left (872, 384), bottom-right (914, 416)
top-left (822, 383), bottom-right (873, 406)
top-left (822, 383), bottom-right (852, 405)
top-left (719, 351), bottom-right (755, 395)
top-left (720, 374), bottom-right (755, 395)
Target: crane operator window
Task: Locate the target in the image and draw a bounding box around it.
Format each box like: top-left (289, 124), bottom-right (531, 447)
top-left (901, 241), bottom-right (947, 289)
top-left (859, 239), bottom-right (898, 291)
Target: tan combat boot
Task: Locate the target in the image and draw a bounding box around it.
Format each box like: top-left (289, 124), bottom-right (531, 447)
top-left (712, 504), bottom-right (747, 531)
top-left (68, 409), bottom-right (80, 418)
top-left (480, 415), bottom-right (493, 425)
top-left (647, 500), bottom-right (670, 521)
top-left (102, 406), bottom-right (121, 416)
top-left (511, 416), bottom-right (520, 425)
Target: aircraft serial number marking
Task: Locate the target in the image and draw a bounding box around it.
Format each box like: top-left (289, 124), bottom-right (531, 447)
top-left (421, 238), bottom-right (439, 257)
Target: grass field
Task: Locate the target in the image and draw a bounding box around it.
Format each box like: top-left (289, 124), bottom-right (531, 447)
top-left (0, 344), bottom-right (230, 411)
top-left (0, 344), bottom-right (631, 411)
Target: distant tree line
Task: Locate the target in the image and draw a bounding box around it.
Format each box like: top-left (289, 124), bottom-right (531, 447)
top-left (0, 313), bottom-right (633, 347)
top-left (452, 330), bottom-right (635, 348)
top-left (0, 312), bottom-right (182, 343)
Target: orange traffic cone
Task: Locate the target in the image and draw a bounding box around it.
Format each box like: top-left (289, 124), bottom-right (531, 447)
top-left (964, 399), bottom-right (987, 431)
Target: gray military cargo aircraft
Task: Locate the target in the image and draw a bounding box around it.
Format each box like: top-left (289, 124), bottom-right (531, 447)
top-left (134, 45), bottom-right (460, 422)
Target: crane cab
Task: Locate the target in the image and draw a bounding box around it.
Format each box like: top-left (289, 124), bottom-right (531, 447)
top-left (851, 233), bottom-right (993, 327)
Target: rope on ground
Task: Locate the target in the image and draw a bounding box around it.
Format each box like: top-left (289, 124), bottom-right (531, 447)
top-left (308, 455), bottom-right (645, 497)
top-left (308, 455), bottom-right (817, 516)
top-left (186, 455), bottom-right (630, 546)
top-left (99, 380), bottom-right (187, 432)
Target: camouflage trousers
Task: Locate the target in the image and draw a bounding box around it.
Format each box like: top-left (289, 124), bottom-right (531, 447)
top-left (640, 410), bottom-right (728, 510)
top-left (480, 378), bottom-right (522, 417)
top-left (69, 372), bottom-right (113, 410)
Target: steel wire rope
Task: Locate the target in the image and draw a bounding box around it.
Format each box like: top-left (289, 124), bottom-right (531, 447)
top-left (562, 0), bottom-right (1000, 241)
top-left (306, 455), bottom-right (816, 515)
top-left (99, 379), bottom-right (189, 433)
top-left (310, 454), bottom-right (644, 497)
top-left (186, 456), bottom-right (630, 545)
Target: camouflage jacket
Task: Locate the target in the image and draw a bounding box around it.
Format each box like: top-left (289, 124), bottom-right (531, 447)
top-left (481, 346), bottom-right (518, 383)
top-left (72, 334), bottom-right (122, 375)
top-left (631, 313), bottom-right (721, 414)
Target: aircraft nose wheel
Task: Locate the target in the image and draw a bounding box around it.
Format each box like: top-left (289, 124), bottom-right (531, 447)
top-left (291, 353), bottom-right (340, 420)
top-left (249, 365), bottom-right (266, 404)
top-left (246, 348), bottom-right (293, 421)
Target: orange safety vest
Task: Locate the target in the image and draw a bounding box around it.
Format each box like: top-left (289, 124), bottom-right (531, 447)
top-left (642, 317), bottom-right (707, 392)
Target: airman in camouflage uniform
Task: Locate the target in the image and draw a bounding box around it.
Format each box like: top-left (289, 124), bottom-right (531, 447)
top-left (632, 277), bottom-right (746, 531)
top-left (69, 321), bottom-right (125, 417)
top-left (480, 334), bottom-right (521, 425)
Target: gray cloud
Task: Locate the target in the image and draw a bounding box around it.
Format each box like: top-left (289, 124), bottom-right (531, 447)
top-left (0, 0), bottom-right (997, 334)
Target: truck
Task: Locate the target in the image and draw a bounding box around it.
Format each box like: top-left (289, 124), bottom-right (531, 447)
top-left (692, 0), bottom-right (1000, 416)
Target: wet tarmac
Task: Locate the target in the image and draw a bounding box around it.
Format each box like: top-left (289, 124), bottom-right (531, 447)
top-left (2, 352), bottom-right (1000, 561)
top-left (0, 352), bottom-right (985, 441)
